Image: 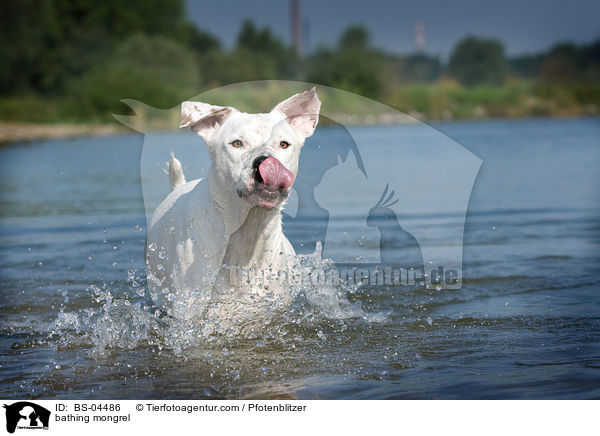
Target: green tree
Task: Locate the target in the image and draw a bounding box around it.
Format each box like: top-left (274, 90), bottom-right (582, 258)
top-left (509, 54), bottom-right (543, 78)
top-left (580, 39), bottom-right (600, 82)
top-left (401, 53), bottom-right (442, 82)
top-left (70, 34), bottom-right (200, 119)
top-left (539, 42), bottom-right (579, 82)
top-left (237, 20), bottom-right (285, 55)
top-left (176, 22), bottom-right (221, 56)
top-left (200, 20), bottom-right (297, 85)
top-left (338, 26), bottom-right (369, 50)
top-left (0, 0), bottom-right (197, 95)
top-left (448, 36), bottom-right (508, 86)
top-left (236, 20), bottom-right (297, 79)
top-left (307, 25), bottom-right (384, 98)
top-left (0, 0), bottom-right (60, 94)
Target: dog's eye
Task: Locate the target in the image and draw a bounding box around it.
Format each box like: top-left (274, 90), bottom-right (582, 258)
top-left (230, 139), bottom-right (243, 148)
top-left (280, 141), bottom-right (291, 149)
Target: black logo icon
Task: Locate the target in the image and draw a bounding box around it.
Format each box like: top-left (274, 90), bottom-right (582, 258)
top-left (3, 402), bottom-right (50, 433)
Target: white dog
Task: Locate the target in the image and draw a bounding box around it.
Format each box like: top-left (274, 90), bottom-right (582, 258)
top-left (146, 88), bottom-right (321, 325)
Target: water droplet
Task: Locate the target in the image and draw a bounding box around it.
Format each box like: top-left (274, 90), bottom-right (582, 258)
top-left (134, 224), bottom-right (142, 232)
top-left (148, 242), bottom-right (157, 252)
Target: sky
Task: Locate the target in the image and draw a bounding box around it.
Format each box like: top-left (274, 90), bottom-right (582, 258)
top-left (186, 0), bottom-right (600, 58)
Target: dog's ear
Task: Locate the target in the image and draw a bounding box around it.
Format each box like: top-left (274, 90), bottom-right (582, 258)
top-left (272, 87), bottom-right (321, 140)
top-left (180, 101), bottom-right (234, 142)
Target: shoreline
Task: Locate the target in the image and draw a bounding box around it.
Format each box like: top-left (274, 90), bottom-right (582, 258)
top-left (0, 122), bottom-right (128, 144)
top-left (1, 113), bottom-right (597, 144)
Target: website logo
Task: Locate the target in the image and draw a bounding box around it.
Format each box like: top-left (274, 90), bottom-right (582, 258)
top-left (3, 402), bottom-right (50, 434)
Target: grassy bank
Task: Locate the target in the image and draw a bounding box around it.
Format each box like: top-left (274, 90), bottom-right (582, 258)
top-left (2, 79), bottom-right (598, 123)
top-left (1, 79), bottom-right (598, 143)
top-left (384, 79), bottom-right (600, 120)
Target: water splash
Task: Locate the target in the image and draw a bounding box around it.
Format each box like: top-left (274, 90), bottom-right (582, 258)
top-left (50, 241), bottom-right (386, 359)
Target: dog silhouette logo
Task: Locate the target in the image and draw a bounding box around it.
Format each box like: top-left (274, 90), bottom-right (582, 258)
top-left (3, 402), bottom-right (50, 433)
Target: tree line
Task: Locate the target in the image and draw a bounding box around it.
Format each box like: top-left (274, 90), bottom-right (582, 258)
top-left (1, 0), bottom-right (598, 122)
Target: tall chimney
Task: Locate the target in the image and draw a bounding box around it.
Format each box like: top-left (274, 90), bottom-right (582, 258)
top-left (291, 0), bottom-right (301, 54)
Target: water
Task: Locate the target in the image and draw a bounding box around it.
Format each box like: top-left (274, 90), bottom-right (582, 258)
top-left (1, 118), bottom-right (599, 399)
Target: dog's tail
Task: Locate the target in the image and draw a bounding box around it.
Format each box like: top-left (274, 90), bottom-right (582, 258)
top-left (167, 153), bottom-right (186, 190)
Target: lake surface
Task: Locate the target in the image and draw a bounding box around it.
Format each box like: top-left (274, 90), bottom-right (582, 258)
top-left (1, 118), bottom-right (599, 399)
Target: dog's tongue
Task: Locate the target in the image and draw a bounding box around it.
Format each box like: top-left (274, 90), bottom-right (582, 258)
top-left (258, 157), bottom-right (294, 190)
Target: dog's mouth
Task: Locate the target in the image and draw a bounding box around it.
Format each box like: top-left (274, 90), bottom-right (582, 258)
top-left (238, 156), bottom-right (294, 209)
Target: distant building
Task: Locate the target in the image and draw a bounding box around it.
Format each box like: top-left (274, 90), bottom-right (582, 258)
top-left (415, 20), bottom-right (425, 51)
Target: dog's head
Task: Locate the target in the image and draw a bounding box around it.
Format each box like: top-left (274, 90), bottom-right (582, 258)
top-left (180, 87), bottom-right (321, 210)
